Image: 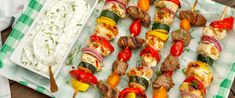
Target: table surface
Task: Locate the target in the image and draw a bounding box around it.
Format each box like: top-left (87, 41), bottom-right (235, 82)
top-left (2, 0), bottom-right (235, 98)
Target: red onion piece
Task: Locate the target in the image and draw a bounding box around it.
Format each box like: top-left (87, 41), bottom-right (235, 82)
top-left (180, 91), bottom-right (198, 98)
top-left (81, 48), bottom-right (104, 63)
top-left (104, 0), bottom-right (127, 14)
top-left (201, 35), bottom-right (222, 52)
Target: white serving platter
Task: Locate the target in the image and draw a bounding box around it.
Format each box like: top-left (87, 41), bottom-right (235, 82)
top-left (10, 0), bottom-right (99, 79)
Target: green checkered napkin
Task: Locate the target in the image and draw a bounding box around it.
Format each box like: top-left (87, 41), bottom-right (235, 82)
top-left (0, 0), bottom-right (234, 98)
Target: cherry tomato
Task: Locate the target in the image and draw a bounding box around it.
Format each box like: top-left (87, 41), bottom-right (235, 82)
top-left (137, 0), bottom-right (150, 11)
top-left (69, 69), bottom-right (98, 84)
top-left (106, 73), bottom-right (121, 87)
top-left (130, 19), bottom-right (141, 37)
top-left (184, 76), bottom-right (206, 94)
top-left (180, 19), bottom-right (190, 31)
top-left (118, 48), bottom-right (132, 62)
top-left (170, 40), bottom-right (184, 57)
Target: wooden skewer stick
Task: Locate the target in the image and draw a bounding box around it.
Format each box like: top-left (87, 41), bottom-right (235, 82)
top-left (220, 6), bottom-right (228, 20)
top-left (49, 65), bottom-right (58, 93)
top-left (72, 90), bottom-right (78, 98)
top-left (191, 0), bottom-right (198, 12)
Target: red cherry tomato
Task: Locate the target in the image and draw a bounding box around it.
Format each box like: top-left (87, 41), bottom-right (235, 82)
top-left (130, 19), bottom-right (141, 37)
top-left (118, 48), bottom-right (132, 62)
top-left (170, 40), bottom-right (184, 57)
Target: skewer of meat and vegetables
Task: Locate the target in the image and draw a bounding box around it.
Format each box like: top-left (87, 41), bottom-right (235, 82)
top-left (96, 1), bottom-right (155, 98)
top-left (179, 7), bottom-right (234, 98)
top-left (68, 0), bottom-right (130, 97)
top-left (119, 0), bottom-right (181, 98)
top-left (152, 0), bottom-right (208, 97)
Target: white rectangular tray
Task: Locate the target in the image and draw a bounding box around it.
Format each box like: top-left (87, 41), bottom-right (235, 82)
top-left (10, 0), bottom-right (98, 79)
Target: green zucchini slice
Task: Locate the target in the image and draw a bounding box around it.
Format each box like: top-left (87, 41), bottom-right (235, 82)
top-left (152, 22), bottom-right (170, 33)
top-left (197, 54), bottom-right (214, 66)
top-left (78, 62), bottom-right (97, 74)
top-left (100, 10), bottom-right (120, 23)
top-left (129, 76), bottom-right (149, 90)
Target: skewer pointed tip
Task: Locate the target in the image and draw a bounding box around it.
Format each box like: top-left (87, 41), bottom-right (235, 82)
top-left (191, 0), bottom-right (198, 12)
top-left (220, 6), bottom-right (228, 20)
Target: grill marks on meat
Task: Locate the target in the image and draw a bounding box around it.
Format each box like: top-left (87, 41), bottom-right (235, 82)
top-left (96, 81), bottom-right (120, 98)
top-left (171, 29), bottom-right (191, 46)
top-left (112, 59), bottom-right (128, 75)
top-left (179, 10), bottom-right (207, 26)
top-left (118, 36), bottom-right (145, 49)
top-left (161, 54), bottom-right (180, 72)
top-left (127, 6), bottom-right (151, 27)
top-left (152, 74), bottom-right (175, 91)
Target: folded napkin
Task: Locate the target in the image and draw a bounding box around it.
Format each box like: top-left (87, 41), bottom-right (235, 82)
top-left (0, 76), bottom-right (11, 98)
top-left (0, 0), bottom-right (27, 98)
top-left (0, 0), bottom-right (27, 31)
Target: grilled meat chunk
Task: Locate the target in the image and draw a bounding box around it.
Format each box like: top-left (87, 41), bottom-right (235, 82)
top-left (171, 29), bottom-right (191, 46)
top-left (161, 54), bottom-right (180, 72)
top-left (96, 81), bottom-right (120, 98)
top-left (118, 36), bottom-right (145, 50)
top-left (127, 6), bottom-right (151, 27)
top-left (152, 74), bottom-right (174, 91)
top-left (112, 59), bottom-right (128, 75)
top-left (179, 10), bottom-right (207, 26)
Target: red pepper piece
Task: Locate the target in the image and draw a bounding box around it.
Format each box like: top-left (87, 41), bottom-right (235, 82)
top-left (210, 16), bottom-right (234, 31)
top-left (69, 69), bottom-right (98, 84)
top-left (119, 87), bottom-right (147, 98)
top-left (90, 35), bottom-right (114, 53)
top-left (140, 46), bottom-right (161, 62)
top-left (184, 76), bottom-right (206, 94)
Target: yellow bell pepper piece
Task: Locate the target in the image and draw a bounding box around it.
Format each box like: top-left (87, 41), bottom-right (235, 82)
top-left (147, 30), bottom-right (168, 42)
top-left (125, 92), bottom-right (136, 98)
top-left (96, 16), bottom-right (116, 27)
top-left (153, 87), bottom-right (167, 98)
top-left (155, 29), bottom-right (168, 34)
top-left (72, 78), bottom-right (90, 92)
top-left (195, 61), bottom-right (212, 72)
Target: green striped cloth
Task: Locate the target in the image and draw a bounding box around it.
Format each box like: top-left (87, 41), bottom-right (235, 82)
top-left (0, 0), bottom-right (234, 98)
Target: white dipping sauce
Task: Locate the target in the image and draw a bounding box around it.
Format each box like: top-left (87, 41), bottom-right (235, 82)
top-left (21, 0), bottom-right (90, 74)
